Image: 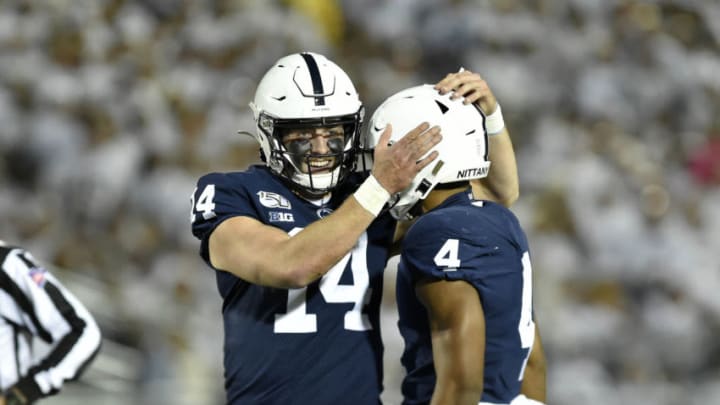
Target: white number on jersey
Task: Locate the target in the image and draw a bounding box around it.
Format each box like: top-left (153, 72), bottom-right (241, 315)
top-left (190, 184), bottom-right (217, 223)
top-left (433, 238), bottom-right (461, 270)
top-left (517, 251), bottom-right (536, 380)
top-left (274, 228), bottom-right (372, 333)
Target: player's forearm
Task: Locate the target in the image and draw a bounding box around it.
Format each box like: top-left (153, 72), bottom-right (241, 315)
top-left (213, 178), bottom-right (385, 289)
top-left (266, 196), bottom-right (377, 288)
top-left (473, 128), bottom-right (519, 206)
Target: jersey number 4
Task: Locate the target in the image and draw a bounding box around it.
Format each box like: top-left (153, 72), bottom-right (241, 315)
top-left (434, 239), bottom-right (536, 380)
top-left (274, 228), bottom-right (372, 334)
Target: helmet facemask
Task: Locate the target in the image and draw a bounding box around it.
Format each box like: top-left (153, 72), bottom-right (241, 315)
top-left (250, 52), bottom-right (364, 199)
top-left (258, 111), bottom-right (363, 199)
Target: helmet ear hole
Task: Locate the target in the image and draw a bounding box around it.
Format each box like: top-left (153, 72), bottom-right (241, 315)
top-left (415, 178), bottom-right (433, 198)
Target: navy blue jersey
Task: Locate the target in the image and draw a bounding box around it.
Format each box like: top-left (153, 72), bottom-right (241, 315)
top-left (191, 165), bottom-right (395, 405)
top-left (397, 191), bottom-right (536, 405)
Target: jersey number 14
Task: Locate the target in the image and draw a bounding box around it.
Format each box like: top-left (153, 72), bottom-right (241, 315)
top-left (274, 228), bottom-right (372, 334)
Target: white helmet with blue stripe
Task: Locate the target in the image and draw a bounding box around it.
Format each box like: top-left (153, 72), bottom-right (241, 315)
top-left (249, 52), bottom-right (364, 198)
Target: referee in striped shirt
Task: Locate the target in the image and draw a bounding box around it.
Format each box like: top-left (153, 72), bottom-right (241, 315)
top-left (0, 242), bottom-right (101, 404)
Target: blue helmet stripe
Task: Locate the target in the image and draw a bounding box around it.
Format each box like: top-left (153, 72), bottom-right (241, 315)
top-left (300, 53), bottom-right (326, 106)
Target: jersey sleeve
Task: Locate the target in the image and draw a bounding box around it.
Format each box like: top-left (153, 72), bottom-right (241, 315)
top-left (400, 212), bottom-right (501, 285)
top-left (190, 172), bottom-right (259, 267)
top-left (1, 247), bottom-right (102, 403)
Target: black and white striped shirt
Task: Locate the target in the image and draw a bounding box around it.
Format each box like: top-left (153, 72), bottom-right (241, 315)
top-left (0, 244), bottom-right (101, 403)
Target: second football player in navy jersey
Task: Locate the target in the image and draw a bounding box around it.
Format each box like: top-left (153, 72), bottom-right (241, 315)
top-left (397, 195), bottom-right (544, 405)
top-left (366, 85), bottom-right (546, 405)
top-left (190, 52), bottom-right (520, 404)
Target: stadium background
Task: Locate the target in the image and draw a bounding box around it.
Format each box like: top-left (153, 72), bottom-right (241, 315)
top-left (0, 0), bottom-right (718, 404)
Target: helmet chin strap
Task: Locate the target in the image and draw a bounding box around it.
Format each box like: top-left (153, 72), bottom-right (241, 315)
top-left (290, 167), bottom-right (339, 196)
top-left (287, 173), bottom-right (335, 200)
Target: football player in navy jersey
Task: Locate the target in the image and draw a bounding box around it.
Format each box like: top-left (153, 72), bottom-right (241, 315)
top-left (366, 85), bottom-right (546, 405)
top-left (190, 52), bottom-right (520, 404)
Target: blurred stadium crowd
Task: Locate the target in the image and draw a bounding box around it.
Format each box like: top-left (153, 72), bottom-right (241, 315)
top-left (0, 0), bottom-right (718, 404)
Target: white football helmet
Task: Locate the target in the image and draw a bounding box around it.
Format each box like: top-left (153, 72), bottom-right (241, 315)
top-left (366, 84), bottom-right (491, 220)
top-left (249, 52), bottom-right (364, 198)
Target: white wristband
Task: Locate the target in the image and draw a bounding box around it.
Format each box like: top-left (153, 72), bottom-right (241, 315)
top-left (486, 103), bottom-right (505, 136)
top-left (354, 175), bottom-right (391, 217)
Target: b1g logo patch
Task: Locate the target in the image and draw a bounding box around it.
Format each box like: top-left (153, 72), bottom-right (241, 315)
top-left (29, 267), bottom-right (47, 287)
top-left (258, 191), bottom-right (292, 209)
top-left (269, 212), bottom-right (295, 223)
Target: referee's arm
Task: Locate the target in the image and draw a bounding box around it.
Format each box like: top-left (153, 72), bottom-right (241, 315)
top-left (0, 246), bottom-right (102, 404)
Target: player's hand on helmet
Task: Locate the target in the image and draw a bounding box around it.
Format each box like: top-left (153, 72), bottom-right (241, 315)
top-left (434, 69), bottom-right (498, 115)
top-left (371, 122), bottom-right (441, 194)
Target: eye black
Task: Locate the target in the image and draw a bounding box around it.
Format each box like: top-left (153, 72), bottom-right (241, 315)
top-left (285, 139), bottom-right (312, 155)
top-left (326, 138), bottom-right (344, 154)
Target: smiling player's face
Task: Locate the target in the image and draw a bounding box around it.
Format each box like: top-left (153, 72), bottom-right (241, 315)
top-left (282, 125), bottom-right (346, 173)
